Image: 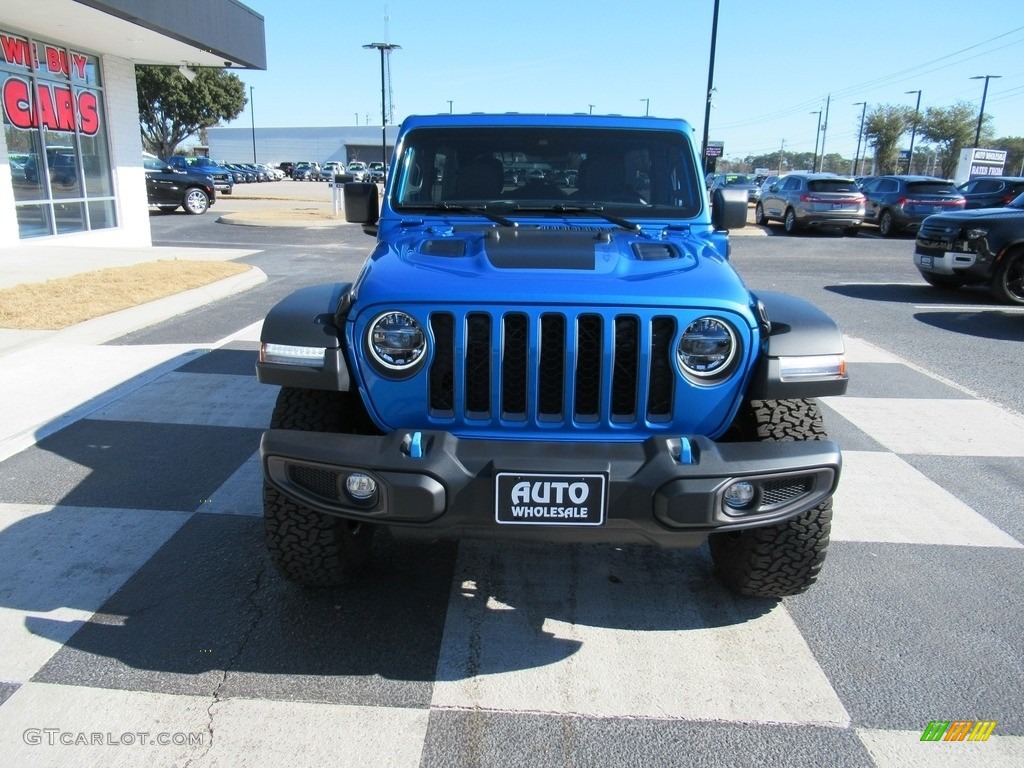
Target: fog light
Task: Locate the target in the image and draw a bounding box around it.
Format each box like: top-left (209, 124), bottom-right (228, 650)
top-left (345, 473), bottom-right (377, 501)
top-left (724, 481), bottom-right (756, 510)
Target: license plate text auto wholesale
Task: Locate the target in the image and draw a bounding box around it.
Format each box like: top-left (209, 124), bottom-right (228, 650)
top-left (920, 255), bottom-right (934, 268)
top-left (495, 472), bottom-right (607, 525)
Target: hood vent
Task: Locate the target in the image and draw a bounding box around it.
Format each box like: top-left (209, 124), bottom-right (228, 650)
top-left (632, 242), bottom-right (680, 261)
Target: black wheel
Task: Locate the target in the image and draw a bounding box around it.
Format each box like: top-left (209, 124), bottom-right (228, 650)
top-left (919, 271), bottom-right (964, 289)
top-left (754, 202), bottom-right (769, 226)
top-left (783, 208), bottom-right (800, 234)
top-left (878, 209), bottom-right (897, 237)
top-left (990, 248), bottom-right (1024, 305)
top-left (709, 399), bottom-right (832, 597)
top-left (842, 226), bottom-right (860, 237)
top-left (264, 388), bottom-right (377, 587)
top-left (182, 187), bottom-right (210, 215)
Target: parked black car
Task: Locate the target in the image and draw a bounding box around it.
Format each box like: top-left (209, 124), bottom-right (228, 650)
top-left (144, 153), bottom-right (216, 214)
top-left (914, 191), bottom-right (1024, 304)
top-left (860, 175), bottom-right (964, 236)
top-left (957, 176), bottom-right (1024, 209)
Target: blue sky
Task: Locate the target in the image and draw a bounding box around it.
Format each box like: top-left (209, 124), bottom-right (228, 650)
top-left (225, 1), bottom-right (1024, 163)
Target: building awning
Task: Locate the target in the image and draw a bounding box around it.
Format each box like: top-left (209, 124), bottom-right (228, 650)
top-left (3, 0), bottom-right (266, 70)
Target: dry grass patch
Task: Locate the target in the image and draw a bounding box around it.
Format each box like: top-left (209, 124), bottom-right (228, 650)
top-left (0, 260), bottom-right (251, 330)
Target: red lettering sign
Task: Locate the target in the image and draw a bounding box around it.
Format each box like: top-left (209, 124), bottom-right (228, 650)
top-left (1, 77), bottom-right (101, 136)
top-left (0, 34), bottom-right (31, 67)
top-left (77, 90), bottom-right (98, 135)
top-left (72, 53), bottom-right (88, 80)
top-left (1, 76), bottom-right (32, 129)
top-left (45, 45), bottom-right (70, 77)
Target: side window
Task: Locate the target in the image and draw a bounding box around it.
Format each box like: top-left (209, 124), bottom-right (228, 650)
top-left (781, 176), bottom-right (800, 191)
top-left (878, 179), bottom-right (898, 193)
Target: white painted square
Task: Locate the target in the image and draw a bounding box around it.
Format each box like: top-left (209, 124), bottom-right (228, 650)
top-left (842, 335), bottom-right (904, 364)
top-left (432, 542), bottom-right (850, 726)
top-left (199, 451), bottom-right (262, 516)
top-left (857, 727), bottom-right (1024, 768)
top-left (88, 372), bottom-right (276, 429)
top-left (824, 398), bottom-right (1024, 456)
top-left (832, 452), bottom-right (1021, 547)
top-left (0, 504), bottom-right (190, 682)
top-left (0, 343), bottom-right (202, 462)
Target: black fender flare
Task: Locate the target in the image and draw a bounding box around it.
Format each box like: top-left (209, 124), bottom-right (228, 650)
top-left (256, 283), bottom-right (353, 391)
top-left (746, 290), bottom-right (848, 399)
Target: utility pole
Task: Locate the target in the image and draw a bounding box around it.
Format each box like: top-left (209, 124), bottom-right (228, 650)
top-left (778, 139), bottom-right (785, 174)
top-left (818, 94), bottom-right (830, 172)
top-left (905, 90), bottom-right (922, 173)
top-left (970, 74), bottom-right (1001, 147)
top-left (700, 0), bottom-right (721, 174)
top-left (852, 102), bottom-right (867, 176)
top-left (810, 110), bottom-right (822, 173)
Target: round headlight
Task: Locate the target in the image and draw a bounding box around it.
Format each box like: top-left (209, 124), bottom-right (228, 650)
top-left (367, 311), bottom-right (426, 371)
top-left (677, 317), bottom-right (737, 378)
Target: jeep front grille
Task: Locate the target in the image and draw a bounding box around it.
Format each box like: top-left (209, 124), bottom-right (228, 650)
top-left (428, 310), bottom-right (677, 427)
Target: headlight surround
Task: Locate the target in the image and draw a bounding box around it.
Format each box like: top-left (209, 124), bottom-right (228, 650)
top-left (676, 316), bottom-right (738, 381)
top-left (366, 311), bottom-right (427, 374)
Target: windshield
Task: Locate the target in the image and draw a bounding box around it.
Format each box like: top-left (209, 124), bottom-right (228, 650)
top-left (391, 125), bottom-right (702, 219)
top-left (808, 179), bottom-right (859, 193)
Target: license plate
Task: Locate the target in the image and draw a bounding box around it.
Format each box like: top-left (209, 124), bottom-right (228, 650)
top-left (920, 255), bottom-right (933, 268)
top-left (494, 472), bottom-right (606, 526)
top-left (932, 206), bottom-right (941, 212)
top-left (831, 203), bottom-right (846, 210)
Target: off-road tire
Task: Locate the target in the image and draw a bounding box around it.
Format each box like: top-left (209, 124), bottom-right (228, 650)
top-left (990, 247), bottom-right (1024, 305)
top-left (754, 202), bottom-right (769, 226)
top-left (264, 388), bottom-right (376, 587)
top-left (709, 398), bottom-right (832, 597)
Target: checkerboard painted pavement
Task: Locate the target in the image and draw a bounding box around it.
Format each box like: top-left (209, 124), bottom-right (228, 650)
top-left (0, 324), bottom-right (1021, 767)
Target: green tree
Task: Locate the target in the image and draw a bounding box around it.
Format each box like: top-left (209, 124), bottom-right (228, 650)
top-left (864, 105), bottom-right (913, 175)
top-left (994, 136), bottom-right (1024, 177)
top-left (137, 65), bottom-right (246, 158)
top-left (919, 101), bottom-right (989, 179)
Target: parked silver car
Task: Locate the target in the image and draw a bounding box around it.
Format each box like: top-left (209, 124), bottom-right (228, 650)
top-left (755, 173), bottom-right (865, 236)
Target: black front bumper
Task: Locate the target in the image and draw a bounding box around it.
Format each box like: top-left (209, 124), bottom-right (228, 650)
top-left (261, 430), bottom-right (841, 549)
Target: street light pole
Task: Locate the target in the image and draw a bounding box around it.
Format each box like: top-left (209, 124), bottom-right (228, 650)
top-left (363, 42), bottom-right (401, 172)
top-left (249, 86), bottom-right (256, 163)
top-left (810, 110), bottom-right (822, 172)
top-left (970, 74), bottom-right (1001, 147)
top-left (640, 98), bottom-right (649, 117)
top-left (905, 90), bottom-right (921, 174)
top-left (700, 0), bottom-right (721, 174)
top-left (447, 100), bottom-right (453, 113)
top-left (852, 102), bottom-right (867, 176)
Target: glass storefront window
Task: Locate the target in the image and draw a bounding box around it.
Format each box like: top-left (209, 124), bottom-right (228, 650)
top-left (2, 29), bottom-right (116, 238)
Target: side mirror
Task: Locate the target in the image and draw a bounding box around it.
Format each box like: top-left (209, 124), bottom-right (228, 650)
top-left (711, 186), bottom-right (748, 230)
top-left (344, 181), bottom-right (380, 235)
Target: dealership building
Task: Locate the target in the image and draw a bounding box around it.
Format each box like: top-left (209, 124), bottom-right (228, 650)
top-left (0, 0), bottom-right (266, 250)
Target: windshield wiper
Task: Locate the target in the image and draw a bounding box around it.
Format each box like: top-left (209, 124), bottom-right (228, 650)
top-left (436, 202), bottom-right (516, 227)
top-left (507, 203), bottom-right (642, 233)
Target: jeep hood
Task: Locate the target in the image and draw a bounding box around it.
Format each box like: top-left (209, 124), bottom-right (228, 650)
top-left (352, 227), bottom-right (752, 311)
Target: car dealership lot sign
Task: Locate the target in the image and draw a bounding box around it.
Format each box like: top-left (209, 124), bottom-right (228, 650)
top-left (0, 32), bottom-right (100, 136)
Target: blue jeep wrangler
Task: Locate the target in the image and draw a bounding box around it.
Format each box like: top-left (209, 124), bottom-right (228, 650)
top-left (256, 113), bottom-right (848, 597)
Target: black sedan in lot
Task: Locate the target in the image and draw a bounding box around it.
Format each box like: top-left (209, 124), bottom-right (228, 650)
top-left (144, 153), bottom-right (216, 215)
top-left (957, 176), bottom-right (1024, 209)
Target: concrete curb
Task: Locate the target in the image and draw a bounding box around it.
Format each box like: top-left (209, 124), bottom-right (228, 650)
top-left (0, 266), bottom-right (267, 354)
top-left (218, 212), bottom-right (351, 228)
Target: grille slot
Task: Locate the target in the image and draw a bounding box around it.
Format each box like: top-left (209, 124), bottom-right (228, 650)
top-left (428, 309), bottom-right (679, 428)
top-left (289, 465), bottom-right (341, 501)
top-left (762, 477), bottom-right (812, 507)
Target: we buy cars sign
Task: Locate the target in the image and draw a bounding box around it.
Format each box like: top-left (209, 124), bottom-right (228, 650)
top-left (0, 32), bottom-right (100, 136)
